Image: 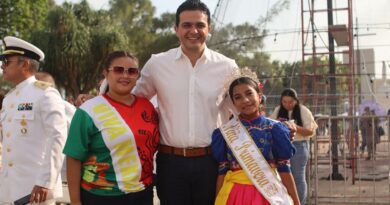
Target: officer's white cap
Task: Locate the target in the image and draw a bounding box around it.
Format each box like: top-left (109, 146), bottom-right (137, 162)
top-left (0, 36), bottom-right (44, 61)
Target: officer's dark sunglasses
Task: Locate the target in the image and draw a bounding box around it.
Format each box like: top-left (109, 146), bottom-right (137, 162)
top-left (1, 58), bottom-right (20, 66)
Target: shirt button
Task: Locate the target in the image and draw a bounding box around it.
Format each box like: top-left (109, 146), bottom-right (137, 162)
top-left (8, 162), bottom-right (13, 167)
top-left (7, 118), bottom-right (12, 122)
top-left (16, 91), bottom-right (20, 96)
top-left (7, 148), bottom-right (11, 152)
top-left (9, 104), bottom-right (14, 109)
top-left (6, 132), bottom-right (10, 138)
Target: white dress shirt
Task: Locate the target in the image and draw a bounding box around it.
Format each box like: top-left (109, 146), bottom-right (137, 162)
top-left (0, 76), bottom-right (67, 203)
top-left (134, 46), bottom-right (238, 148)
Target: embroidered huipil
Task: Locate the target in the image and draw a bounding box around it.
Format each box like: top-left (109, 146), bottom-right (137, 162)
top-left (211, 115), bottom-right (295, 175)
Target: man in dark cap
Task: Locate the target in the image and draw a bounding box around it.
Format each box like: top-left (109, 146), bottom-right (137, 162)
top-left (0, 36), bottom-right (67, 205)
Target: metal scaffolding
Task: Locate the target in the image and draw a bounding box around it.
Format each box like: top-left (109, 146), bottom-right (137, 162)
top-left (301, 0), bottom-right (356, 181)
top-left (300, 0), bottom-right (355, 115)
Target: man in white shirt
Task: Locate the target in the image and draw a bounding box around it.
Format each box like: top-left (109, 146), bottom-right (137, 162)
top-left (133, 1), bottom-right (238, 204)
top-left (0, 36), bottom-right (67, 205)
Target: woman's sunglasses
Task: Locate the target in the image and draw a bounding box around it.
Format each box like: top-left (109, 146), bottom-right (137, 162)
top-left (108, 66), bottom-right (139, 77)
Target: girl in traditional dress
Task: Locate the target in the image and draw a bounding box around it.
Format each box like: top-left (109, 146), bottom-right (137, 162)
top-left (211, 76), bottom-right (300, 205)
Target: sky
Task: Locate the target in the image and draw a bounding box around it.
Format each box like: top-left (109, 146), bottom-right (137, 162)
top-left (54, 0), bottom-right (390, 77)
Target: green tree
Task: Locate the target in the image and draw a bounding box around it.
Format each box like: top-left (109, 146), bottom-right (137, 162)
top-left (108, 0), bottom-right (156, 65)
top-left (0, 0), bottom-right (55, 39)
top-left (144, 12), bottom-right (179, 61)
top-left (208, 23), bottom-right (264, 61)
top-left (152, 12), bottom-right (176, 34)
top-left (31, 1), bottom-right (129, 98)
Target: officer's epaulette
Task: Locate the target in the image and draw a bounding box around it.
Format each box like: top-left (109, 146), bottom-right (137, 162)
top-left (34, 80), bottom-right (52, 90)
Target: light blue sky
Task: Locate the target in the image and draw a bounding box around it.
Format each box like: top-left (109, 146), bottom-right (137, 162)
top-left (54, 0), bottom-right (390, 76)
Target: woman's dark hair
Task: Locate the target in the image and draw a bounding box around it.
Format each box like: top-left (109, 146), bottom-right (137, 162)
top-left (228, 77), bottom-right (261, 102)
top-left (176, 0), bottom-right (210, 27)
top-left (277, 88), bottom-right (303, 126)
top-left (102, 51), bottom-right (138, 70)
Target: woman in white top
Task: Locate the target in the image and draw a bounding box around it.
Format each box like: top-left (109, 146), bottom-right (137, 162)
top-left (270, 88), bottom-right (317, 205)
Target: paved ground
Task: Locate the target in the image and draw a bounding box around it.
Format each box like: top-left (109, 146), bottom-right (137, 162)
top-left (307, 138), bottom-right (390, 205)
top-left (308, 160), bottom-right (390, 204)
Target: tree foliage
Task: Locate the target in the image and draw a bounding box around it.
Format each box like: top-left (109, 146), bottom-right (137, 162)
top-left (31, 0), bottom-right (129, 98)
top-left (152, 12), bottom-right (176, 34)
top-left (208, 23), bottom-right (264, 61)
top-left (0, 0), bottom-right (55, 39)
top-left (27, 0), bottom-right (177, 98)
top-left (108, 0), bottom-right (157, 65)
top-left (143, 12), bottom-right (179, 61)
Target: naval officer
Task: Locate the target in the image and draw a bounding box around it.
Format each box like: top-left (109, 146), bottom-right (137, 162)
top-left (0, 36), bottom-right (67, 204)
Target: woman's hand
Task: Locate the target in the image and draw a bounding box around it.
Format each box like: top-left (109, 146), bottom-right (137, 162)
top-left (75, 94), bottom-right (94, 107)
top-left (283, 120), bottom-right (297, 141)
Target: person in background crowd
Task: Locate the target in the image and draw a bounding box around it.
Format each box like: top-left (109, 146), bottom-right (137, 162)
top-left (35, 71), bottom-right (76, 129)
top-left (133, 1), bottom-right (238, 204)
top-left (386, 109), bottom-right (390, 139)
top-left (270, 88), bottom-right (317, 205)
top-left (212, 76), bottom-right (300, 205)
top-left (0, 36), bottom-right (67, 204)
top-left (0, 86), bottom-right (5, 187)
top-left (0, 90), bottom-right (5, 110)
top-left (63, 51), bottom-right (159, 205)
top-left (371, 110), bottom-right (379, 157)
top-left (359, 107), bottom-right (371, 158)
top-left (35, 71), bottom-right (76, 182)
top-left (74, 77), bottom-right (105, 107)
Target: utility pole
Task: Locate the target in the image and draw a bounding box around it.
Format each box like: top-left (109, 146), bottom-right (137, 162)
top-left (355, 17), bottom-right (362, 105)
top-left (327, 0), bottom-right (344, 180)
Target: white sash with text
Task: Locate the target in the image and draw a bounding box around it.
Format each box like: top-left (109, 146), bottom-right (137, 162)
top-left (81, 96), bottom-right (144, 192)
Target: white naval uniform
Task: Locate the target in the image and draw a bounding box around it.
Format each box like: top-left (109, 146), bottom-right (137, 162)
top-left (0, 76), bottom-right (67, 204)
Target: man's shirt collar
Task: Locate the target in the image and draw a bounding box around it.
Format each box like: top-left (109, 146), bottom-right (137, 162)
top-left (175, 46), bottom-right (211, 62)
